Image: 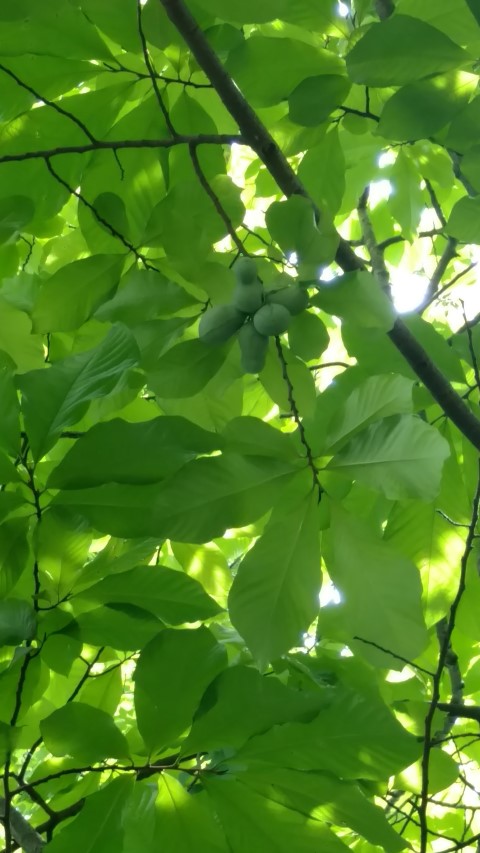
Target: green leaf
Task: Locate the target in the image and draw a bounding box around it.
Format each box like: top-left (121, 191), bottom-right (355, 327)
top-left (48, 417), bottom-right (221, 488)
top-left (221, 417), bottom-right (298, 460)
top-left (243, 767), bottom-right (407, 852)
top-left (266, 196), bottom-right (339, 268)
top-left (95, 268), bottom-right (197, 326)
top-left (77, 565), bottom-right (222, 624)
top-left (260, 341), bottom-right (317, 417)
top-left (287, 311), bottom-right (329, 362)
top-left (225, 35), bottom-right (343, 107)
top-left (326, 504), bottom-right (428, 668)
top-left (378, 75), bottom-right (471, 142)
top-left (0, 0), bottom-right (113, 60)
top-left (0, 519), bottom-right (30, 597)
top-left (327, 415), bottom-right (450, 501)
top-left (0, 598), bottom-right (36, 645)
top-left (44, 778), bottom-right (134, 853)
top-left (229, 491), bottom-right (321, 666)
top-left (183, 665), bottom-right (326, 755)
top-left (155, 773), bottom-right (228, 852)
top-left (195, 0), bottom-right (286, 23)
top-left (0, 360), bottom-right (21, 455)
top-left (32, 255), bottom-right (124, 333)
top-left (297, 128), bottom-right (346, 215)
top-left (134, 627), bottom-right (227, 753)
top-left (388, 150), bottom-right (424, 240)
top-left (311, 272), bottom-right (395, 330)
top-left (346, 15), bottom-right (467, 87)
top-left (18, 324), bottom-right (139, 460)
top-left (236, 684), bottom-right (421, 779)
top-left (205, 773), bottom-right (352, 853)
top-left (147, 339), bottom-right (230, 399)
top-left (0, 195), bottom-right (34, 244)
top-left (53, 453), bottom-right (298, 542)
top-left (41, 702), bottom-right (129, 762)
top-left (447, 195), bottom-right (480, 243)
top-left (289, 75), bottom-right (351, 126)
top-left (326, 374), bottom-right (414, 451)
top-left (69, 605), bottom-right (163, 651)
top-left (396, 749), bottom-right (458, 795)
top-left (0, 298), bottom-right (44, 372)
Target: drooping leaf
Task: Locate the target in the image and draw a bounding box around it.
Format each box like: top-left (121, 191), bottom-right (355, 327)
top-left (32, 255), bottom-right (124, 333)
top-left (155, 773), bottom-right (228, 852)
top-left (183, 665), bottom-right (326, 755)
top-left (289, 75), bottom-right (351, 126)
top-left (18, 324), bottom-right (139, 460)
top-left (134, 627), bottom-right (227, 753)
top-left (147, 339), bottom-right (230, 399)
top-left (226, 35), bottom-right (343, 107)
top-left (325, 374), bottom-right (414, 451)
top-left (311, 272), bottom-right (395, 330)
top-left (47, 417), bottom-right (222, 488)
top-left (235, 685), bottom-right (421, 779)
top-left (76, 565), bottom-right (222, 624)
top-left (327, 415), bottom-right (450, 501)
top-left (205, 773), bottom-right (352, 853)
top-left (0, 598), bottom-right (36, 645)
top-left (346, 15), bottom-right (467, 87)
top-left (229, 491), bottom-right (321, 666)
top-left (44, 778), bottom-right (134, 853)
top-left (40, 703), bottom-right (129, 762)
top-left (53, 453), bottom-right (298, 542)
top-left (325, 503), bottom-right (428, 668)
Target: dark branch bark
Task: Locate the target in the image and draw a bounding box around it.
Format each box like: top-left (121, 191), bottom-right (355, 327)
top-left (158, 0), bottom-right (480, 453)
top-left (0, 135), bottom-right (243, 164)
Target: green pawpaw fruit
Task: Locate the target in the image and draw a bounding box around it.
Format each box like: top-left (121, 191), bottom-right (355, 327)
top-left (253, 303), bottom-right (291, 336)
top-left (232, 282), bottom-right (264, 314)
top-left (267, 285), bottom-right (309, 315)
top-left (199, 305), bottom-right (245, 345)
top-left (238, 322), bottom-right (268, 373)
top-left (234, 256), bottom-right (258, 285)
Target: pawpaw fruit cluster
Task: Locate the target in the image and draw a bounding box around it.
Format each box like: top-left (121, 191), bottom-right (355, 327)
top-left (198, 258), bottom-right (308, 374)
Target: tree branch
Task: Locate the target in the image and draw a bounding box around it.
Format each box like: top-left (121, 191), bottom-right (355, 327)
top-left (0, 798), bottom-right (44, 853)
top-left (419, 461), bottom-right (480, 853)
top-left (0, 135), bottom-right (243, 165)
top-left (158, 0), bottom-right (480, 453)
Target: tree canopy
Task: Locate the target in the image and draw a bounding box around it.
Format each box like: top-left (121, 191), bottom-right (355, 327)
top-left (0, 0), bottom-right (480, 851)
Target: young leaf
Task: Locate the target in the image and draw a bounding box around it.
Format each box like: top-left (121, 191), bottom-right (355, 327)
top-left (325, 503), bottom-right (428, 668)
top-left (134, 627), bottom-right (227, 753)
top-left (229, 491), bottom-right (321, 666)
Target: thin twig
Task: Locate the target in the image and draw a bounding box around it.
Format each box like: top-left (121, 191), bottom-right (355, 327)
top-left (136, 0), bottom-right (177, 136)
top-left (44, 158), bottom-right (156, 269)
top-left (0, 63), bottom-right (95, 142)
top-left (274, 337), bottom-right (322, 494)
top-left (420, 237), bottom-right (457, 310)
top-left (189, 143), bottom-right (246, 254)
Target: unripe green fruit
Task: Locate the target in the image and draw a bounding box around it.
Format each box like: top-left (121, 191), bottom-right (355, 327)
top-left (238, 322), bottom-right (268, 373)
top-left (267, 285), bottom-right (309, 315)
top-left (253, 303), bottom-right (291, 336)
top-left (234, 256), bottom-right (258, 286)
top-left (232, 282), bottom-right (264, 314)
top-left (199, 305), bottom-right (245, 345)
